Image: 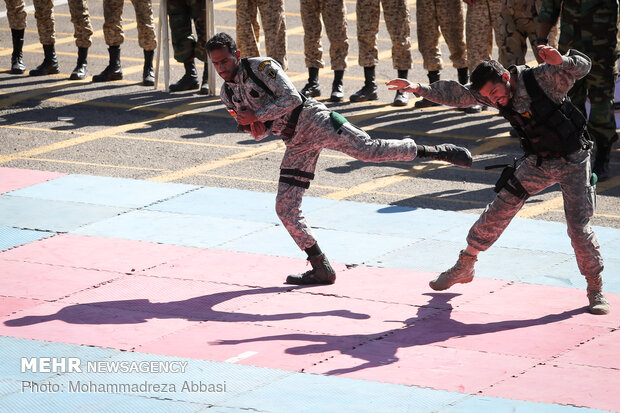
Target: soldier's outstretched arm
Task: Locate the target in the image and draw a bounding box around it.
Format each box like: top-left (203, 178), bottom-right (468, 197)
top-left (532, 48), bottom-right (592, 102)
top-left (386, 78), bottom-right (483, 108)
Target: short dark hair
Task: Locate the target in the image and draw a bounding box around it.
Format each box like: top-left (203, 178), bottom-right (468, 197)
top-left (206, 32), bottom-right (237, 55)
top-left (470, 60), bottom-right (508, 91)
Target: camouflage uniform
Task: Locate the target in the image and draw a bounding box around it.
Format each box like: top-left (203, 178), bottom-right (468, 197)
top-left (236, 0), bottom-right (288, 70)
top-left (102, 0), bottom-right (157, 51)
top-left (33, 0), bottom-right (93, 48)
top-left (300, 0), bottom-right (349, 71)
top-left (220, 58), bottom-right (418, 249)
top-left (5, 0), bottom-right (27, 30)
top-left (416, 0), bottom-right (467, 71)
top-left (539, 0), bottom-right (619, 166)
top-left (417, 50), bottom-right (605, 293)
top-left (356, 0), bottom-right (412, 70)
top-left (167, 0), bottom-right (207, 63)
top-left (498, 0), bottom-right (559, 66)
top-left (464, 0), bottom-right (502, 73)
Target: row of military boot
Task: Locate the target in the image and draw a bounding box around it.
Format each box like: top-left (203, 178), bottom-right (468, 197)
top-left (8, 29), bottom-right (209, 94)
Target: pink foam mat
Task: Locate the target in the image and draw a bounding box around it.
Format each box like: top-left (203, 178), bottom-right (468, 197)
top-left (0, 167), bottom-right (65, 194)
top-left (483, 362), bottom-right (620, 412)
top-left (554, 329), bottom-right (620, 369)
top-left (0, 297), bottom-right (46, 318)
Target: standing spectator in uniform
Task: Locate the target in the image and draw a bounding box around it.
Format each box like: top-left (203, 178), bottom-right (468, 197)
top-left (350, 0), bottom-right (412, 106)
top-left (414, 0), bottom-right (469, 108)
top-left (92, 0), bottom-right (157, 86)
top-left (5, 0), bottom-right (27, 74)
top-left (236, 0), bottom-right (287, 70)
top-left (538, 0), bottom-right (619, 181)
top-left (299, 0), bottom-right (349, 102)
top-left (497, 0), bottom-right (558, 67)
top-left (166, 0), bottom-right (210, 93)
top-left (29, 0), bottom-right (93, 80)
top-left (461, 0), bottom-right (502, 112)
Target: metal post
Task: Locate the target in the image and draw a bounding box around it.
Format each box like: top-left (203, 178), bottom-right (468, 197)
top-left (205, 0), bottom-right (216, 95)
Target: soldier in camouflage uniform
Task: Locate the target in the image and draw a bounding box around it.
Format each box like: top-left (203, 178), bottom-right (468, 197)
top-left (165, 0), bottom-right (210, 93)
top-left (30, 0), bottom-right (93, 80)
top-left (497, 0), bottom-right (558, 67)
top-left (350, 0), bottom-right (413, 106)
top-left (388, 46), bottom-right (610, 315)
top-left (5, 0), bottom-right (27, 74)
top-left (538, 0), bottom-right (619, 181)
top-left (92, 0), bottom-right (157, 86)
top-left (299, 0), bottom-right (349, 103)
top-left (236, 0), bottom-right (287, 70)
top-left (461, 0), bottom-right (502, 112)
top-left (414, 0), bottom-right (469, 108)
top-left (207, 32), bottom-right (472, 285)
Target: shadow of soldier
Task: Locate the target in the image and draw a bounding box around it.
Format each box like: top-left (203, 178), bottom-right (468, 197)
top-left (211, 292), bottom-right (585, 375)
top-left (4, 286), bottom-right (370, 326)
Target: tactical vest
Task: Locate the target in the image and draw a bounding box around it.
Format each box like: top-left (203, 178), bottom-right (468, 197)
top-left (498, 67), bottom-right (591, 159)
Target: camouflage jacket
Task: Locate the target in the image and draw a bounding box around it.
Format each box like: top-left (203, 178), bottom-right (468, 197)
top-left (220, 57), bottom-right (303, 140)
top-left (417, 49), bottom-right (591, 114)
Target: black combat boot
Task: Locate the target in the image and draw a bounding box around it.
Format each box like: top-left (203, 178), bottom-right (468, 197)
top-left (29, 44), bottom-right (59, 76)
top-left (10, 29), bottom-right (25, 74)
top-left (350, 66), bottom-right (378, 102)
top-left (169, 59), bottom-right (199, 92)
top-left (69, 47), bottom-right (88, 80)
top-left (92, 45), bottom-right (123, 82)
top-left (286, 253), bottom-right (337, 285)
top-left (199, 61), bottom-right (209, 94)
top-left (417, 144), bottom-right (473, 167)
top-left (301, 67), bottom-right (321, 98)
top-left (142, 49), bottom-right (155, 86)
top-left (393, 69), bottom-right (409, 106)
top-left (593, 144), bottom-right (611, 182)
top-left (330, 69), bottom-right (344, 102)
top-left (457, 67), bottom-right (468, 85)
top-left (414, 71), bottom-right (440, 108)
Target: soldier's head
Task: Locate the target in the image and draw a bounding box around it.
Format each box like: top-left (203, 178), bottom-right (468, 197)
top-left (206, 32), bottom-right (240, 82)
top-left (470, 60), bottom-right (512, 107)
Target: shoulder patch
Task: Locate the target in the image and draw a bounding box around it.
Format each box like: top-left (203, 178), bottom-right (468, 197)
top-left (257, 60), bottom-right (271, 71)
top-left (266, 68), bottom-right (277, 79)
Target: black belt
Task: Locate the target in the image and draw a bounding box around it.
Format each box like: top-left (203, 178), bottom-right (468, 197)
top-left (280, 94), bottom-right (308, 141)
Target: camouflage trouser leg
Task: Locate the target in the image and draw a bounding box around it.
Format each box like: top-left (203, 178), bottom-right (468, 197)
top-left (465, 0), bottom-right (502, 73)
top-left (467, 150), bottom-right (604, 281)
top-left (5, 0), bottom-right (27, 30)
top-left (498, 0), bottom-right (537, 67)
top-left (437, 0), bottom-right (466, 69)
top-left (257, 0), bottom-right (287, 69)
top-left (301, 0), bottom-right (326, 69)
top-left (416, 0), bottom-right (443, 71)
top-left (102, 0), bottom-right (124, 46)
top-left (356, 0), bottom-right (381, 67)
top-left (130, 0), bottom-right (157, 51)
top-left (301, 0), bottom-right (348, 70)
top-left (382, 0), bottom-right (412, 70)
top-left (33, 0), bottom-right (55, 45)
top-left (236, 0), bottom-right (260, 58)
top-left (68, 0), bottom-right (93, 48)
top-left (277, 105), bottom-right (418, 250)
top-left (168, 0), bottom-right (205, 62)
top-left (534, 0), bottom-right (557, 48)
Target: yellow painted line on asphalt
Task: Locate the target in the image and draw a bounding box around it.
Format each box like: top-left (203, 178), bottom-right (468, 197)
top-left (0, 100), bottom-right (206, 165)
top-left (22, 157), bottom-right (168, 172)
top-left (195, 172), bottom-right (343, 190)
top-left (0, 79), bottom-right (89, 107)
top-left (517, 172), bottom-right (620, 219)
top-left (147, 140), bottom-right (285, 182)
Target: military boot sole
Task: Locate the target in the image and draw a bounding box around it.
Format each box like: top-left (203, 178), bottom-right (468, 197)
top-left (10, 67), bottom-right (25, 75)
top-left (588, 304), bottom-right (610, 315)
top-left (29, 66), bottom-right (60, 76)
top-left (285, 274), bottom-right (335, 285)
top-left (329, 93), bottom-right (344, 102)
top-left (429, 274), bottom-right (474, 291)
top-left (414, 99), bottom-right (439, 108)
top-left (92, 72), bottom-right (123, 82)
top-left (143, 78), bottom-right (155, 86)
top-left (349, 92), bottom-right (378, 102)
top-left (393, 95), bottom-right (409, 107)
top-left (169, 82), bottom-right (199, 92)
top-left (69, 72), bottom-right (87, 80)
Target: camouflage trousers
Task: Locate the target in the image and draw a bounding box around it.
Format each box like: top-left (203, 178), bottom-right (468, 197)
top-left (416, 0), bottom-right (467, 71)
top-left (277, 100), bottom-right (418, 250)
top-left (465, 0), bottom-right (501, 73)
top-left (103, 0), bottom-right (157, 51)
top-left (300, 0), bottom-right (349, 71)
top-left (5, 0), bottom-right (27, 30)
top-left (167, 0), bottom-right (207, 62)
top-left (497, 0), bottom-right (558, 66)
top-left (33, 0), bottom-right (93, 48)
top-left (236, 0), bottom-right (287, 70)
top-left (467, 149), bottom-right (604, 281)
top-left (356, 0), bottom-right (412, 70)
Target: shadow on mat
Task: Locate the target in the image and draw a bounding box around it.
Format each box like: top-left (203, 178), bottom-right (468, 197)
top-left (4, 286), bottom-right (370, 326)
top-left (211, 292), bottom-right (585, 375)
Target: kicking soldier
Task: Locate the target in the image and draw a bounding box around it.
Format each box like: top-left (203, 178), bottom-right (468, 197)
top-left (387, 45), bottom-right (610, 314)
top-left (4, 0), bottom-right (26, 74)
top-left (207, 32), bottom-right (473, 285)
